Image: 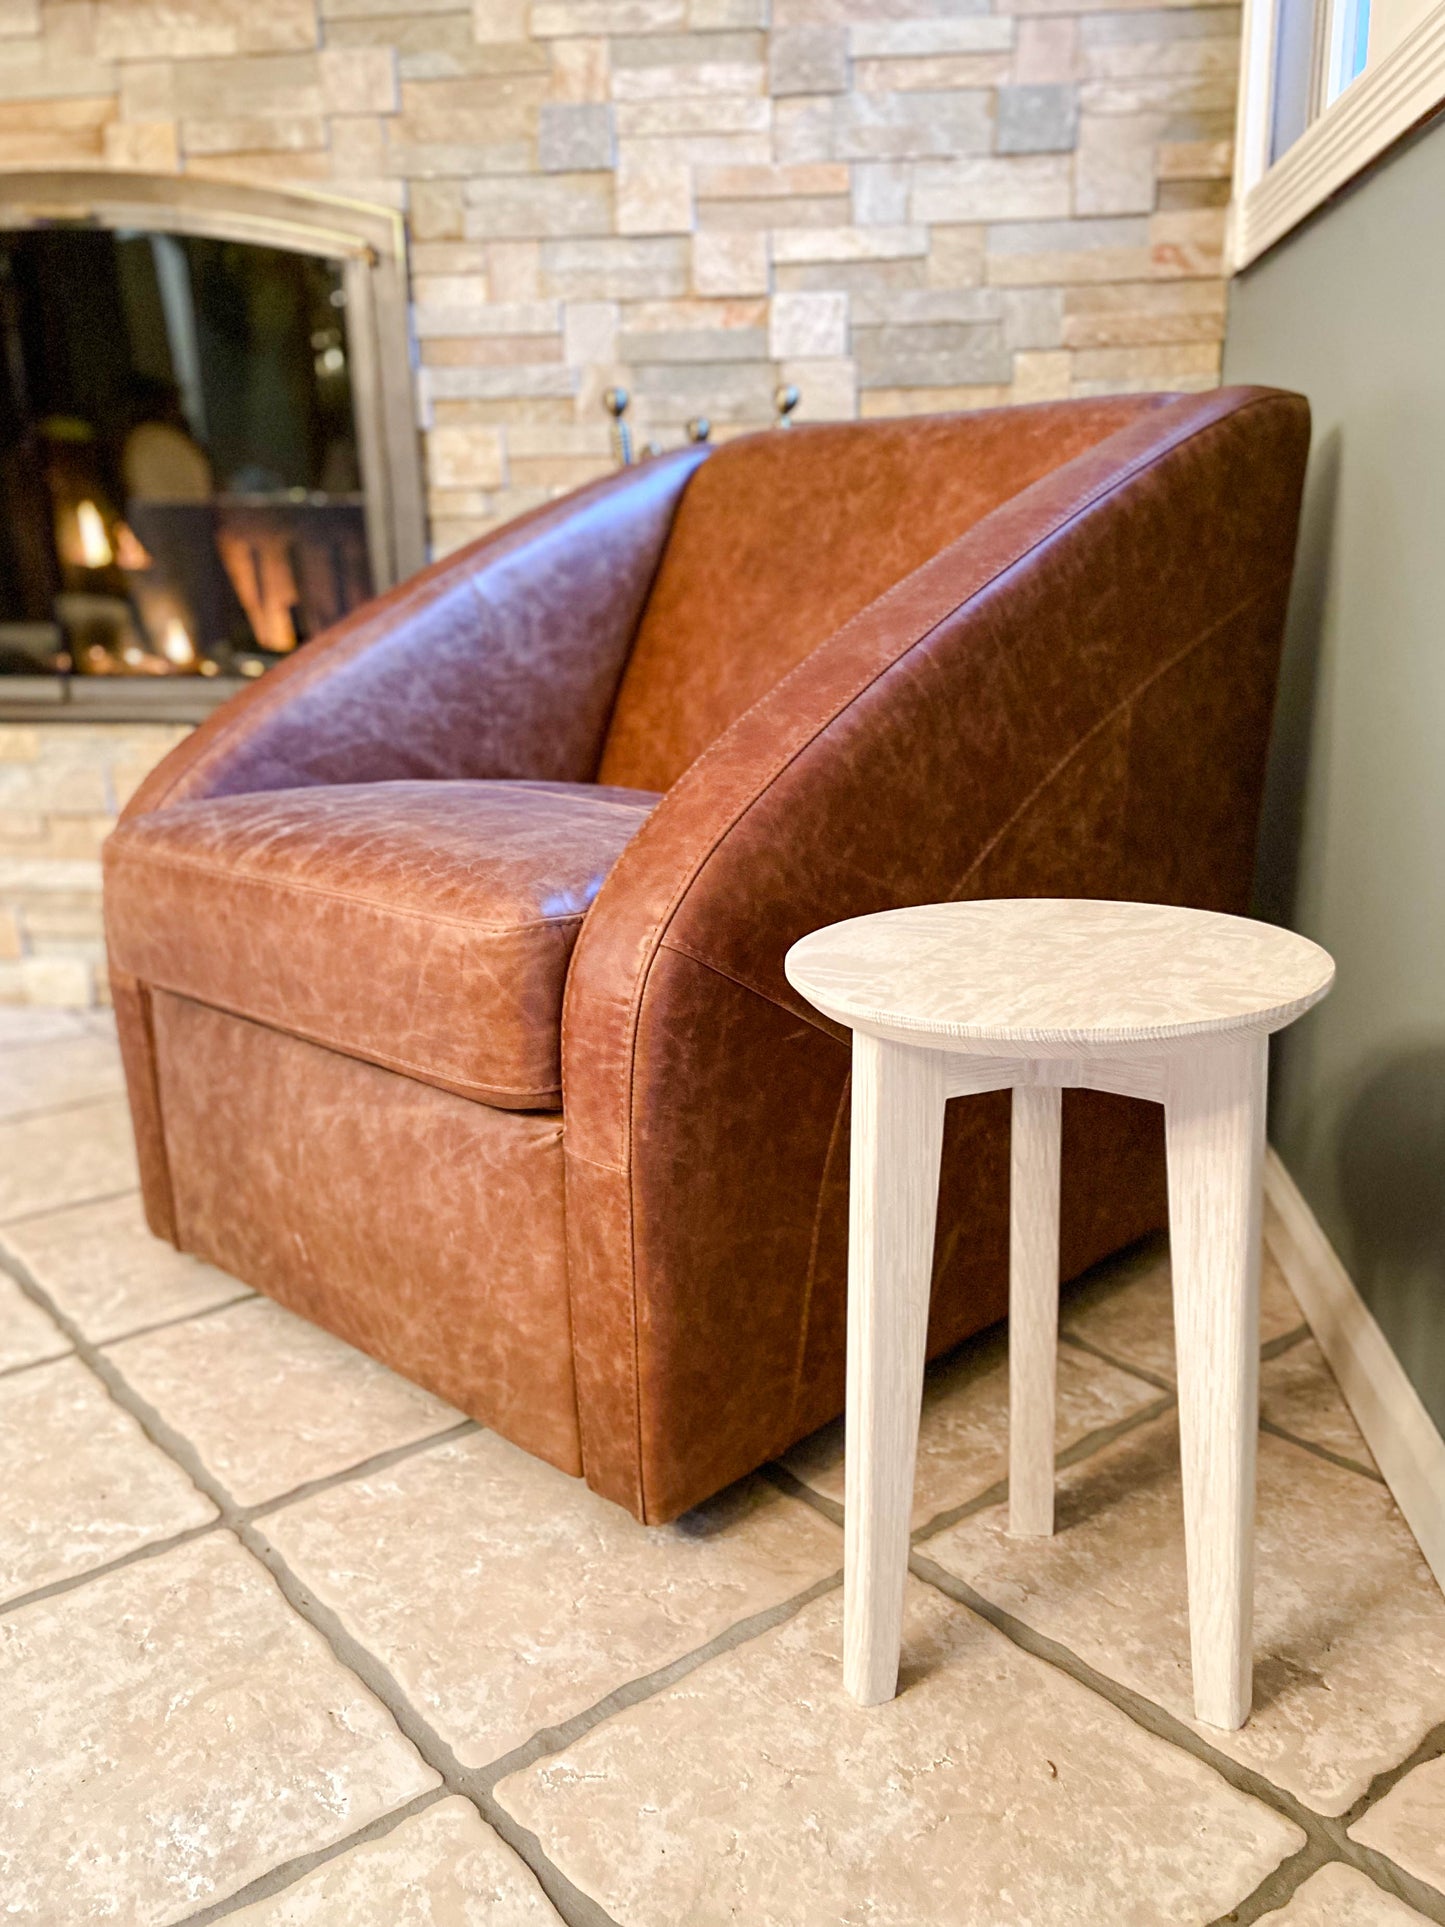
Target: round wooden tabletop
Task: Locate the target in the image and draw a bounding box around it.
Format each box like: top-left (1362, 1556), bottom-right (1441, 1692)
top-left (784, 898), bottom-right (1335, 1052)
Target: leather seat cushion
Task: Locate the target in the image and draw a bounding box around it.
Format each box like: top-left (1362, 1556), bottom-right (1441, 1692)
top-left (103, 779), bottom-right (659, 1110)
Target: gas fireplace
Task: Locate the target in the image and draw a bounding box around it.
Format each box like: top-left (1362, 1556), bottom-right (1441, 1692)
top-left (0, 173), bottom-right (423, 722)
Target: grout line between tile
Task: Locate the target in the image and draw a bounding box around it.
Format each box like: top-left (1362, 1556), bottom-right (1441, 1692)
top-left (761, 1389), bottom-right (1181, 1548)
top-left (1204, 1837), bottom-right (1341, 1925)
top-left (171, 1788), bottom-right (453, 1926)
top-left (769, 1394), bottom-right (1445, 1923)
top-left (1259, 1416), bottom-right (1386, 1485)
top-left (1261, 1323), bottom-right (1312, 1362)
top-left (0, 1236), bottom-right (624, 1927)
top-left (1057, 1327), bottom-right (1175, 1392)
top-left (916, 1388), bottom-right (1181, 1545)
top-left (0, 1183), bottom-right (140, 1230)
top-left (241, 1421), bottom-right (481, 1523)
top-left (224, 1520), bottom-right (843, 1927)
top-left (0, 1237), bottom-right (850, 1926)
top-left (0, 1517), bottom-right (223, 1618)
top-left (93, 1289), bottom-right (259, 1350)
top-left (909, 1551), bottom-right (1445, 1927)
top-left (0, 1089), bottom-right (129, 1130)
top-left (3, 1219), bottom-right (1433, 1924)
top-left (0, 1346), bottom-right (74, 1382)
top-left (1342, 1715), bottom-right (1445, 1830)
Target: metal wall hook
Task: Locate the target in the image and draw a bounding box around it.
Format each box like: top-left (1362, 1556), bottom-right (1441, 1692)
top-left (603, 386), bottom-right (633, 467)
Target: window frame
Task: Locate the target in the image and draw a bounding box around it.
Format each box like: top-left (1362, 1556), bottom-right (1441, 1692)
top-left (1230, 0), bottom-right (1445, 267)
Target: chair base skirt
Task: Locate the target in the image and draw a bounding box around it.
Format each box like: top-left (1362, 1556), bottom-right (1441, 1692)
top-left (124, 988), bottom-right (583, 1476)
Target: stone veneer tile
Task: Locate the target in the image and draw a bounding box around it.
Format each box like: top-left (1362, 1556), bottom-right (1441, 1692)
top-left (1062, 1235), bottom-right (1304, 1382)
top-left (1261, 1864), bottom-right (1433, 1923)
top-left (109, 1296), bottom-right (462, 1506)
top-left (926, 1419), bottom-right (1445, 1814)
top-left (0, 1095), bottom-right (138, 1223)
top-left (224, 1797), bottom-right (565, 1923)
top-left (0, 1533), bottom-right (439, 1923)
top-left (0, 1271), bottom-right (69, 1371)
top-left (497, 1579), bottom-right (1303, 1926)
top-left (0, 1029), bottom-right (125, 1119)
top-left (0, 1354), bottom-right (215, 1601)
top-left (1261, 1336), bottom-right (1377, 1469)
top-left (0, 1189), bottom-right (250, 1342)
top-left (264, 1431), bottom-right (842, 1768)
top-left (784, 1326), bottom-right (1161, 1528)
top-left (1350, 1754), bottom-right (1445, 1892)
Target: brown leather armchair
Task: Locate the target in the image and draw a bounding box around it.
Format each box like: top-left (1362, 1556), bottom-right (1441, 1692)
top-left (104, 388), bottom-right (1310, 1523)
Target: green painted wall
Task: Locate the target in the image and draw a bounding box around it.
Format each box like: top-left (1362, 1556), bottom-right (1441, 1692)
top-left (1224, 120), bottom-right (1445, 1430)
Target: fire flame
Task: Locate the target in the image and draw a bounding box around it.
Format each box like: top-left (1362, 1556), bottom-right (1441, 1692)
top-left (160, 618), bottom-right (197, 668)
top-left (74, 500), bottom-right (113, 570)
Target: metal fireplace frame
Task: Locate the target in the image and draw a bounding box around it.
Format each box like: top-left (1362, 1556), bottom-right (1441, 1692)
top-left (0, 168), bottom-right (427, 723)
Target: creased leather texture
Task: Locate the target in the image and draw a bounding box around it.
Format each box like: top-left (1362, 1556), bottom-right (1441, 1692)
top-left (106, 388), bottom-right (1310, 1526)
top-left (597, 397), bottom-right (1173, 793)
top-left (122, 448), bottom-right (704, 819)
top-left (106, 781), bottom-right (658, 1109)
top-left (565, 387), bottom-right (1310, 1519)
top-left (152, 992), bottom-right (580, 1471)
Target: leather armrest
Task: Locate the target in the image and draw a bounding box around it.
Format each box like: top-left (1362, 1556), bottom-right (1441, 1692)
top-left (561, 386), bottom-right (1310, 1519)
top-left (120, 448), bottom-right (704, 822)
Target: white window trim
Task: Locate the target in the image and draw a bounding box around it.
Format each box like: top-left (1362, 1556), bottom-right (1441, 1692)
top-left (1229, 0), bottom-right (1445, 269)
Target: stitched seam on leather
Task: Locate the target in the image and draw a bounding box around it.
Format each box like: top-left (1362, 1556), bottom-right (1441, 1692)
top-left (145, 985), bottom-right (560, 1105)
top-left (653, 573), bottom-right (1291, 1015)
top-left (603, 401), bottom-right (1284, 1032)
top-left (939, 573), bottom-right (1286, 899)
top-left (655, 936), bottom-right (818, 1028)
top-left (789, 1073), bottom-right (851, 1449)
top-left (658, 570), bottom-right (1285, 1455)
top-left (601, 395), bottom-right (1290, 1518)
top-left (643, 938), bottom-right (852, 1448)
top-left (107, 847), bottom-right (595, 936)
top-left (647, 396), bottom-right (1262, 819)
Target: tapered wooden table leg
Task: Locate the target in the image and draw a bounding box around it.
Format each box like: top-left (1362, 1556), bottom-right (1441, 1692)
top-left (786, 898), bottom-right (1333, 1725)
top-left (1165, 1034), bottom-right (1268, 1731)
top-left (1009, 1083), bottom-right (1062, 1537)
top-left (843, 1032), bottom-right (946, 1705)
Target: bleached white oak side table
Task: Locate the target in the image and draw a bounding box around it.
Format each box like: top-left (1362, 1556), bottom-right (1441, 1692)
top-left (784, 899), bottom-right (1334, 1732)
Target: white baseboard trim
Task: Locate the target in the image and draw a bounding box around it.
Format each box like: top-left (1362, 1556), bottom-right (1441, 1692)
top-left (1264, 1146), bottom-right (1445, 1592)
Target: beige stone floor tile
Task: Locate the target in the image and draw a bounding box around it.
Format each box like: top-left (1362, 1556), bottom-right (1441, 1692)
top-left (784, 1325), bottom-right (1162, 1527)
top-left (1062, 1234), bottom-right (1304, 1381)
top-left (109, 1296), bottom-right (462, 1507)
top-left (0, 1029), bottom-right (124, 1119)
top-left (1260, 1863), bottom-right (1433, 1922)
top-left (0, 1353), bottom-right (215, 1600)
top-left (1350, 1754), bottom-right (1445, 1892)
top-left (1262, 1336), bottom-right (1377, 1469)
top-left (0, 1533), bottom-right (439, 1924)
top-left (0, 1005), bottom-right (88, 1047)
top-left (925, 1417), bottom-right (1445, 1814)
top-left (0, 1271), bottom-right (70, 1371)
top-left (497, 1578), bottom-right (1303, 1927)
top-left (0, 1189), bottom-right (250, 1341)
top-left (225, 1796), bottom-right (565, 1923)
top-left (0, 1094), bottom-right (137, 1222)
top-left (264, 1431), bottom-right (843, 1769)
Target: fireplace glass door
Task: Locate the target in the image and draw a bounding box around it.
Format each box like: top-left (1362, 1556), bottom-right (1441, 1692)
top-left (0, 226), bottom-right (374, 690)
